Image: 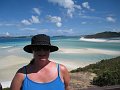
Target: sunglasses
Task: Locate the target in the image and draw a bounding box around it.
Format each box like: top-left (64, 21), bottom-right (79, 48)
top-left (32, 47), bottom-right (50, 51)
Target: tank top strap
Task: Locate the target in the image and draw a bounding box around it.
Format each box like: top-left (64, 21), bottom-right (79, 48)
top-left (24, 66), bottom-right (27, 77)
top-left (57, 64), bottom-right (60, 77)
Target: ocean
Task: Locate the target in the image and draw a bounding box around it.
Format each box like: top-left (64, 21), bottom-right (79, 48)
top-left (0, 36), bottom-right (120, 66)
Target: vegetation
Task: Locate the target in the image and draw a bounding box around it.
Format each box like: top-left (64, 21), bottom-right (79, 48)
top-left (92, 70), bottom-right (120, 86)
top-left (3, 88), bottom-right (10, 90)
top-left (71, 56), bottom-right (120, 86)
top-left (84, 31), bottom-right (120, 38)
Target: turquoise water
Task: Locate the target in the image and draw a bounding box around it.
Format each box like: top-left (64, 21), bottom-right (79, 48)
top-left (51, 37), bottom-right (120, 51)
top-left (0, 37), bottom-right (120, 67)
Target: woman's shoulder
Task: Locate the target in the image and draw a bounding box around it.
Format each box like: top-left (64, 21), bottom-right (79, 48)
top-left (17, 66), bottom-right (24, 73)
top-left (50, 61), bottom-right (68, 72)
top-left (59, 64), bottom-right (68, 73)
top-left (59, 64), bottom-right (70, 87)
top-left (15, 65), bottom-right (28, 79)
top-left (10, 66), bottom-right (27, 89)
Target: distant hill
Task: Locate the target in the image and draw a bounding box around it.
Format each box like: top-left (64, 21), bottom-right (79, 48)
top-left (84, 31), bottom-right (120, 38)
top-left (0, 35), bottom-right (32, 38)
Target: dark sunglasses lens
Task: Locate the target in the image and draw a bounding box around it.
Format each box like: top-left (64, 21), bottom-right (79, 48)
top-left (33, 47), bottom-right (49, 51)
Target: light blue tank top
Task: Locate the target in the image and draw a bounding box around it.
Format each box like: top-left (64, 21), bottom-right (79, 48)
top-left (22, 64), bottom-right (65, 90)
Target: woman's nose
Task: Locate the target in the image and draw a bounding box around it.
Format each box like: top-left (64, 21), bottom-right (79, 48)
top-left (37, 49), bottom-right (46, 54)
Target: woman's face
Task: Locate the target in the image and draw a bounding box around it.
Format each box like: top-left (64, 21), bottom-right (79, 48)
top-left (32, 47), bottom-right (50, 61)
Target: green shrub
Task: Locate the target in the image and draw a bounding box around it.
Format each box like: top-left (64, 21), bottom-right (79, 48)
top-left (92, 71), bottom-right (120, 86)
top-left (3, 88), bottom-right (10, 90)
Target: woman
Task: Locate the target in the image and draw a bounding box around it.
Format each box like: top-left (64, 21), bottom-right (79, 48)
top-left (10, 34), bottom-right (70, 90)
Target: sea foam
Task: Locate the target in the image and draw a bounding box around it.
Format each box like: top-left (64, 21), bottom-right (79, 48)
top-left (80, 37), bottom-right (120, 43)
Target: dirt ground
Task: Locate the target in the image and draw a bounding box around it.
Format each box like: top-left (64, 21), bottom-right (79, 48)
top-left (69, 72), bottom-right (97, 90)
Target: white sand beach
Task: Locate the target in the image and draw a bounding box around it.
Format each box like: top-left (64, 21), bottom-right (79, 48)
top-left (0, 55), bottom-right (29, 87)
top-left (59, 48), bottom-right (120, 55)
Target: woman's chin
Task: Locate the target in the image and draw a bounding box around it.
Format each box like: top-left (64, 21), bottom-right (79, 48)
top-left (40, 58), bottom-right (47, 61)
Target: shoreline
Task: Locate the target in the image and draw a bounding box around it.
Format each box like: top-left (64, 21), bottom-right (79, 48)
top-left (59, 48), bottom-right (120, 55)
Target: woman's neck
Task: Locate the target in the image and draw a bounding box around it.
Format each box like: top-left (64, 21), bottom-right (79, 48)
top-left (32, 59), bottom-right (50, 71)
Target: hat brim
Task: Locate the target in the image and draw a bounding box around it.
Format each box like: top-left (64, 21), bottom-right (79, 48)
top-left (23, 44), bottom-right (59, 53)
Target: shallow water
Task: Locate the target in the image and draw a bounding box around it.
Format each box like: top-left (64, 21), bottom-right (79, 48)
top-left (0, 37), bottom-right (120, 63)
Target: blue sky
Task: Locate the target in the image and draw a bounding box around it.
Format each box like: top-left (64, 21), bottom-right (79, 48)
top-left (0, 0), bottom-right (120, 36)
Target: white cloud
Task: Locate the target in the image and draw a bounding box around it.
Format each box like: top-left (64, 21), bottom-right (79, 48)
top-left (106, 16), bottom-right (116, 23)
top-left (21, 19), bottom-right (32, 25)
top-left (0, 32), bottom-right (11, 36)
top-left (82, 2), bottom-right (94, 11)
top-left (57, 29), bottom-right (74, 34)
top-left (48, 0), bottom-right (74, 9)
top-left (4, 24), bottom-right (15, 26)
top-left (81, 22), bottom-right (87, 24)
top-left (0, 23), bottom-right (18, 26)
top-left (21, 15), bottom-right (40, 25)
top-left (56, 22), bottom-right (62, 27)
top-left (30, 16), bottom-right (40, 23)
top-left (82, 2), bottom-right (90, 9)
top-left (6, 32), bottom-right (10, 36)
top-left (47, 15), bottom-right (62, 27)
top-left (49, 15), bottom-right (61, 23)
top-left (21, 28), bottom-right (37, 31)
top-left (33, 8), bottom-right (41, 15)
top-left (37, 28), bottom-right (74, 36)
top-left (38, 29), bottom-right (49, 34)
top-left (48, 0), bottom-right (81, 18)
top-left (67, 8), bottom-right (74, 18)
top-left (79, 14), bottom-right (103, 20)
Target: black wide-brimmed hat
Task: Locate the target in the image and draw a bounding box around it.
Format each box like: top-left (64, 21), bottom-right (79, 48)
top-left (23, 34), bottom-right (59, 53)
